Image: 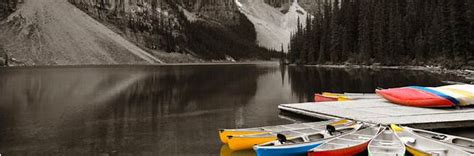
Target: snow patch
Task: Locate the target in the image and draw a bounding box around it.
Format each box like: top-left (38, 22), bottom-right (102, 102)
top-left (235, 0), bottom-right (309, 52)
top-left (235, 0), bottom-right (243, 7)
top-left (178, 6), bottom-right (198, 22)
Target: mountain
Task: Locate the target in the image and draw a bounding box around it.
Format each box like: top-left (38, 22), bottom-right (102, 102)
top-left (0, 0), bottom-right (162, 65)
top-left (236, 0), bottom-right (309, 52)
top-left (67, 0), bottom-right (310, 58)
top-left (0, 0), bottom-right (311, 65)
top-left (66, 0), bottom-right (278, 61)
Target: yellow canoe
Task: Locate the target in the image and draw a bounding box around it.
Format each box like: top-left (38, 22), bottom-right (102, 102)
top-left (321, 92), bottom-right (351, 101)
top-left (218, 120), bottom-right (338, 144)
top-left (218, 130), bottom-right (268, 144)
top-left (226, 119), bottom-right (356, 151)
top-left (315, 92), bottom-right (380, 102)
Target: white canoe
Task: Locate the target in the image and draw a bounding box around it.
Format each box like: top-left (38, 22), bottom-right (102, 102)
top-left (368, 127), bottom-right (406, 156)
top-left (391, 124), bottom-right (471, 156)
top-left (406, 127), bottom-right (474, 153)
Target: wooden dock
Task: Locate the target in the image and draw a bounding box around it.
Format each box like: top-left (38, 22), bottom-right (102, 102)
top-left (279, 99), bottom-right (474, 129)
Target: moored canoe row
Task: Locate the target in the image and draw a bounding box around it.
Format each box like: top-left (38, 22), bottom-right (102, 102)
top-left (219, 121), bottom-right (474, 156)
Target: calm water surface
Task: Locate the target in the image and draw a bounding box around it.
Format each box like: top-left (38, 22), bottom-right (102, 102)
top-left (0, 63), bottom-right (470, 155)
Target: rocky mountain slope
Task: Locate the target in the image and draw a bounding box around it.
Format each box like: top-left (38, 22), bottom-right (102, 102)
top-left (67, 0), bottom-right (309, 58)
top-left (0, 0), bottom-right (163, 65)
top-left (237, 0), bottom-right (309, 52)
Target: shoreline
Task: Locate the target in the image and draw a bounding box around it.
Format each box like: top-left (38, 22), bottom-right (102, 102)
top-left (302, 65), bottom-right (474, 84)
top-left (2, 62), bottom-right (473, 82)
top-left (299, 64), bottom-right (474, 83)
top-left (0, 61), bottom-right (280, 68)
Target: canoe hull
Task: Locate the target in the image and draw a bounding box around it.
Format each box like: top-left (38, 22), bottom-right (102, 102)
top-left (219, 130), bottom-right (267, 144)
top-left (308, 141), bottom-right (369, 156)
top-left (406, 145), bottom-right (431, 156)
top-left (228, 136), bottom-right (276, 151)
top-left (314, 94), bottom-right (338, 102)
top-left (255, 142), bottom-right (322, 156)
top-left (376, 87), bottom-right (455, 107)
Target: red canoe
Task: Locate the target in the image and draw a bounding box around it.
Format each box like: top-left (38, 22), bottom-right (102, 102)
top-left (376, 86), bottom-right (459, 107)
top-left (308, 125), bottom-right (382, 156)
top-left (314, 94), bottom-right (338, 102)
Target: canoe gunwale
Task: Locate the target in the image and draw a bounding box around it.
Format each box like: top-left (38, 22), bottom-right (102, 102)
top-left (368, 127), bottom-right (406, 155)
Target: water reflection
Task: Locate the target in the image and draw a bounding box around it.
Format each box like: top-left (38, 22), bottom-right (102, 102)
top-left (0, 64), bottom-right (463, 155)
top-left (220, 145), bottom-right (256, 156)
top-left (0, 65), bottom-right (292, 155)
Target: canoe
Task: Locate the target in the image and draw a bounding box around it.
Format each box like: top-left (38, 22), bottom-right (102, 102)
top-left (252, 122), bottom-right (363, 156)
top-left (323, 92), bottom-right (380, 99)
top-left (219, 119), bottom-right (339, 144)
top-left (314, 94), bottom-right (340, 102)
top-left (368, 127), bottom-right (406, 156)
top-left (226, 119), bottom-right (355, 151)
top-left (376, 85), bottom-right (474, 107)
top-left (401, 126), bottom-right (474, 153)
top-left (314, 92), bottom-right (379, 102)
top-left (308, 125), bottom-right (383, 156)
top-left (390, 124), bottom-right (472, 156)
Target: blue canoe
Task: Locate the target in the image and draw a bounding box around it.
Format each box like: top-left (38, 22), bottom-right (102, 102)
top-left (254, 141), bottom-right (324, 156)
top-left (253, 122), bottom-right (363, 156)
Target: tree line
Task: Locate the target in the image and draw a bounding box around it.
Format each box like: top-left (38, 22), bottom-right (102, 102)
top-left (0, 0), bottom-right (20, 19)
top-left (288, 0), bottom-right (474, 68)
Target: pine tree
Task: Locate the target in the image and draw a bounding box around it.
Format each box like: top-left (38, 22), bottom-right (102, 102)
top-left (451, 0), bottom-right (470, 60)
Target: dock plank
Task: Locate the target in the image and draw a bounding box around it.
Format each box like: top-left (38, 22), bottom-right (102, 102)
top-left (279, 99), bottom-right (474, 129)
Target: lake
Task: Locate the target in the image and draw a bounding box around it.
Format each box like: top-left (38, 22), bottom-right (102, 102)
top-left (0, 63), bottom-right (471, 155)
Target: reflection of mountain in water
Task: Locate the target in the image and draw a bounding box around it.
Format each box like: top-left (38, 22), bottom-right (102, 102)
top-left (287, 67), bottom-right (460, 102)
top-left (0, 65), bottom-right (263, 155)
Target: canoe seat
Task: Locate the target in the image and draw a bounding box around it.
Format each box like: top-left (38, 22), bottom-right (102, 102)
top-left (370, 145), bottom-right (403, 149)
top-left (353, 134), bottom-right (374, 137)
top-left (323, 142), bottom-right (351, 148)
top-left (357, 136), bottom-right (372, 140)
top-left (337, 137), bottom-right (366, 143)
top-left (372, 140), bottom-right (399, 146)
top-left (426, 148), bottom-right (448, 154)
top-left (370, 151), bottom-right (404, 155)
